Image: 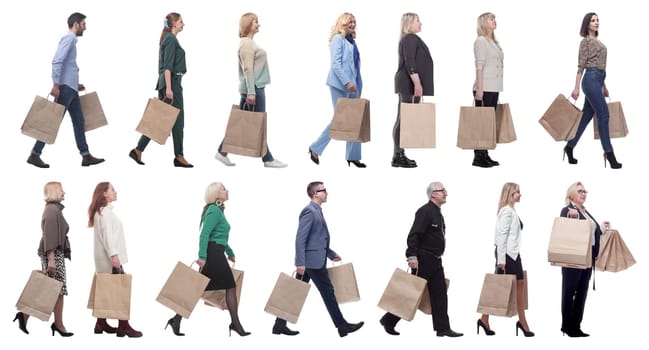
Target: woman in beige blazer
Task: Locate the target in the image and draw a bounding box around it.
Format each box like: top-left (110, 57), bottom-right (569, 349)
top-left (478, 183), bottom-right (534, 337)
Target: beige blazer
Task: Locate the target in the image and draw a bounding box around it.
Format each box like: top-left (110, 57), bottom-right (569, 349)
top-left (473, 36), bottom-right (504, 92)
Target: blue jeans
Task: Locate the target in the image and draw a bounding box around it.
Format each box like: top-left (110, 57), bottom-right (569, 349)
top-left (218, 87), bottom-right (274, 162)
top-left (32, 85), bottom-right (89, 156)
top-left (310, 87), bottom-right (362, 161)
top-left (567, 68), bottom-right (613, 152)
top-left (274, 266), bottom-right (347, 328)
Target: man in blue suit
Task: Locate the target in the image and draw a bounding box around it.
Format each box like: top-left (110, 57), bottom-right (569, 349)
top-left (272, 181), bottom-right (364, 337)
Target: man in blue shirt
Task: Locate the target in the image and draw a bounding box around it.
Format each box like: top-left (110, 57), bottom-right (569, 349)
top-left (27, 12), bottom-right (104, 168)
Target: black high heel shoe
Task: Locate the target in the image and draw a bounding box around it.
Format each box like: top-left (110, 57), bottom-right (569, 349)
top-left (515, 321), bottom-right (534, 337)
top-left (51, 323), bottom-right (73, 337)
top-left (604, 152), bottom-right (622, 169)
top-left (477, 319), bottom-right (495, 336)
top-left (347, 160), bottom-right (367, 168)
top-left (13, 312), bottom-right (29, 334)
top-left (229, 323), bottom-right (251, 337)
top-left (165, 317), bottom-right (185, 336)
top-left (308, 149), bottom-right (319, 165)
top-left (563, 145), bottom-right (578, 164)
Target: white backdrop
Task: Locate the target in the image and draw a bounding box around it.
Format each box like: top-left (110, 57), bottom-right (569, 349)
top-left (2, 0), bottom-right (644, 348)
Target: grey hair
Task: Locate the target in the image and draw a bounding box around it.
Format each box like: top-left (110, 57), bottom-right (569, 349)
top-left (426, 182), bottom-right (443, 199)
top-left (204, 182), bottom-right (224, 204)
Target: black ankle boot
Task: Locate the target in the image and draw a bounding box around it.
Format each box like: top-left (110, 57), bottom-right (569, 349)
top-left (472, 150), bottom-right (492, 168)
top-left (604, 151), bottom-right (622, 169)
top-left (391, 152), bottom-right (417, 168)
top-left (563, 145), bottom-right (578, 164)
top-left (484, 150), bottom-right (499, 166)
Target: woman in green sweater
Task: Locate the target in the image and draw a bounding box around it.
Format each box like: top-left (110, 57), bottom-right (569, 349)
top-left (165, 182), bottom-right (250, 337)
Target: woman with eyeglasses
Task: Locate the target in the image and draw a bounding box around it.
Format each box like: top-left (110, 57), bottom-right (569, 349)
top-left (559, 182), bottom-right (610, 337)
top-left (477, 183), bottom-right (534, 337)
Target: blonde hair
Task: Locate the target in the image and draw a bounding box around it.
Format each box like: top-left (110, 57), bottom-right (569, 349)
top-left (400, 13), bottom-right (419, 37)
top-left (477, 12), bottom-right (500, 47)
top-left (204, 182), bottom-right (224, 205)
top-left (564, 181), bottom-right (584, 206)
top-left (43, 182), bottom-right (63, 202)
top-left (497, 182), bottom-right (520, 213)
top-left (330, 12), bottom-right (356, 42)
top-left (239, 12), bottom-right (258, 38)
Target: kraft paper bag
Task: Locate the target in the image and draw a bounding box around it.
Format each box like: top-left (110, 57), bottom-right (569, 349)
top-left (90, 273), bottom-right (132, 320)
top-left (221, 105), bottom-right (268, 157)
top-left (327, 262), bottom-right (360, 304)
top-left (476, 273), bottom-right (517, 317)
top-left (329, 97), bottom-right (371, 142)
top-left (418, 278), bottom-right (449, 315)
top-left (264, 272), bottom-right (311, 324)
top-left (399, 101), bottom-right (436, 148)
top-left (79, 91), bottom-right (108, 131)
top-left (538, 94), bottom-right (582, 141)
top-left (156, 262), bottom-right (210, 318)
top-left (523, 270), bottom-right (528, 310)
top-left (377, 268), bottom-right (427, 321)
top-left (15, 270), bottom-right (63, 321)
top-left (203, 267), bottom-right (244, 310)
top-left (135, 98), bottom-right (180, 145)
top-left (548, 217), bottom-right (593, 269)
top-left (21, 95), bottom-right (66, 144)
top-left (596, 230), bottom-right (636, 272)
top-left (456, 106), bottom-right (496, 149)
top-left (496, 103), bottom-right (517, 143)
top-left (593, 101), bottom-right (629, 139)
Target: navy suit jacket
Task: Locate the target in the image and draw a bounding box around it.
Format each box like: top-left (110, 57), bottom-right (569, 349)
top-left (295, 201), bottom-right (337, 269)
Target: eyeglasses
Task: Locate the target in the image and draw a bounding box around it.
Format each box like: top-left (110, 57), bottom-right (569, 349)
top-left (316, 188), bottom-right (327, 193)
top-left (432, 188), bottom-right (447, 194)
top-left (577, 189), bottom-right (588, 194)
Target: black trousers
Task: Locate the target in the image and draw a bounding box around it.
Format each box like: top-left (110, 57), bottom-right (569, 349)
top-left (561, 266), bottom-right (592, 332)
top-left (381, 256), bottom-right (450, 331)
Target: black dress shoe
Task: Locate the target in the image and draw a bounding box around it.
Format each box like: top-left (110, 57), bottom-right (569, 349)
top-left (27, 154), bottom-right (49, 168)
top-left (308, 148), bottom-right (319, 165)
top-left (436, 329), bottom-right (463, 337)
top-left (337, 321), bottom-right (364, 337)
top-left (379, 318), bottom-right (399, 335)
top-left (272, 325), bottom-right (299, 336)
top-left (173, 158), bottom-right (194, 168)
top-left (81, 154), bottom-right (105, 166)
top-left (129, 149), bottom-right (144, 165)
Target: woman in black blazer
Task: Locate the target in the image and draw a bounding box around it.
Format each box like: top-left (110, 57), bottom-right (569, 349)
top-left (392, 13), bottom-right (433, 168)
top-left (559, 181), bottom-right (609, 337)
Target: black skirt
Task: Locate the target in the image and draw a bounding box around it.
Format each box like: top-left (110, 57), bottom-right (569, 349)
top-left (494, 246), bottom-right (524, 280)
top-left (202, 242), bottom-right (235, 291)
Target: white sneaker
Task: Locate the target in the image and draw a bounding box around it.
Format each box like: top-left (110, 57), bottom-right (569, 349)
top-left (263, 159), bottom-right (287, 168)
top-left (214, 152), bottom-right (236, 166)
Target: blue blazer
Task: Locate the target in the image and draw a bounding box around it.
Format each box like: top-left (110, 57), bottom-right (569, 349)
top-left (326, 34), bottom-right (363, 95)
top-left (295, 201), bottom-right (337, 269)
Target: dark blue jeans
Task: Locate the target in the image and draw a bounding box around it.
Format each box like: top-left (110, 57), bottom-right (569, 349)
top-left (32, 85), bottom-right (89, 156)
top-left (218, 87), bottom-right (274, 162)
top-left (567, 68), bottom-right (613, 152)
top-left (274, 266), bottom-right (347, 328)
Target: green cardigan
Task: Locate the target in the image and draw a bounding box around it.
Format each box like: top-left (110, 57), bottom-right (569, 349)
top-left (198, 204), bottom-right (234, 260)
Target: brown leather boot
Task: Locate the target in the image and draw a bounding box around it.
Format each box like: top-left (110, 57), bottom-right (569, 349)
top-left (94, 318), bottom-right (117, 334)
top-left (116, 320), bottom-right (143, 338)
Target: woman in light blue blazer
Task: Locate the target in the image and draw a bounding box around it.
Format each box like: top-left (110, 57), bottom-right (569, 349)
top-left (308, 12), bottom-right (366, 168)
top-left (478, 182), bottom-right (534, 337)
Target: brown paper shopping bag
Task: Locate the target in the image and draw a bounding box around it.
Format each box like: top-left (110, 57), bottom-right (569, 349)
top-left (548, 217), bottom-right (593, 269)
top-left (21, 95), bottom-right (66, 144)
top-left (327, 262), bottom-right (360, 304)
top-left (596, 229), bottom-right (636, 272)
top-left (456, 106), bottom-right (496, 149)
top-left (80, 91), bottom-right (108, 131)
top-left (522, 270), bottom-right (528, 310)
top-left (203, 267), bottom-right (244, 310)
top-left (135, 98), bottom-right (180, 145)
top-left (539, 94), bottom-right (582, 141)
top-left (264, 272), bottom-right (311, 324)
top-left (377, 268), bottom-right (427, 321)
top-left (418, 278), bottom-right (449, 315)
top-left (593, 102), bottom-right (629, 139)
top-left (496, 103), bottom-right (517, 143)
top-left (15, 270), bottom-right (63, 321)
top-left (221, 105), bottom-right (268, 157)
top-left (399, 101), bottom-right (436, 148)
top-left (90, 273), bottom-right (132, 320)
top-left (156, 262), bottom-right (210, 318)
top-left (476, 273), bottom-right (517, 317)
top-left (329, 97), bottom-right (371, 142)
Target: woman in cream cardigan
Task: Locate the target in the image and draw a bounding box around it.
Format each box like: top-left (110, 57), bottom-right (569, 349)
top-left (87, 182), bottom-right (142, 337)
top-left (478, 183), bottom-right (534, 337)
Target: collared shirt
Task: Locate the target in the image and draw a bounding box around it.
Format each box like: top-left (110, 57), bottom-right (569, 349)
top-left (52, 31), bottom-right (80, 91)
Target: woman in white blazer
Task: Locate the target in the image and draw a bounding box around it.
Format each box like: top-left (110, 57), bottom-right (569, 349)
top-left (477, 183), bottom-right (534, 337)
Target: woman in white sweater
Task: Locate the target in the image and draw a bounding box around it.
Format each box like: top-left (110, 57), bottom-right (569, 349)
top-left (87, 182), bottom-right (142, 338)
top-left (477, 183), bottom-right (534, 337)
